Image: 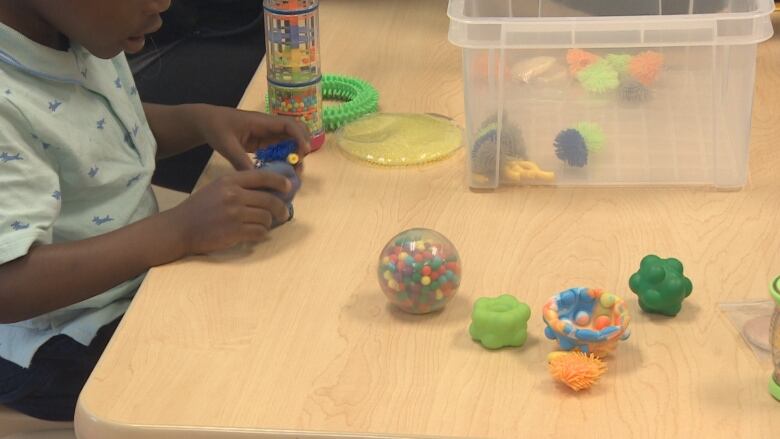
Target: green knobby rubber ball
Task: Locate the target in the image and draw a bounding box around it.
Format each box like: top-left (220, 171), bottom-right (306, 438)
top-left (469, 295), bottom-right (531, 349)
top-left (629, 255), bottom-right (693, 316)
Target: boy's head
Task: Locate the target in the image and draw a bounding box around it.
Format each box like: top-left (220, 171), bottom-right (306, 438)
top-left (30, 0), bottom-right (171, 58)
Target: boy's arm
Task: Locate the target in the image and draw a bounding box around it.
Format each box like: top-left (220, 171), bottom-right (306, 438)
top-left (0, 210), bottom-right (185, 323)
top-left (0, 105), bottom-right (306, 324)
top-left (0, 170), bottom-right (292, 324)
top-left (143, 103), bottom-right (311, 171)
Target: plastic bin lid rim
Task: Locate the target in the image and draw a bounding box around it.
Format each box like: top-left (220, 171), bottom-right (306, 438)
top-left (447, 0), bottom-right (775, 25)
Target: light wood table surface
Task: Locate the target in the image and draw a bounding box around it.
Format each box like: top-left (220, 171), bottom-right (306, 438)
top-left (76, 1), bottom-right (780, 438)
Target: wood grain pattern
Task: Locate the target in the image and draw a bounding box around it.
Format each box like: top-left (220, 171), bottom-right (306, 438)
top-left (76, 2), bottom-right (780, 438)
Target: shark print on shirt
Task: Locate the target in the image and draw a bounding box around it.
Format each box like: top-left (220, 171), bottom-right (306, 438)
top-left (10, 221), bottom-right (29, 231)
top-left (92, 215), bottom-right (114, 225)
top-left (0, 152), bottom-right (22, 163)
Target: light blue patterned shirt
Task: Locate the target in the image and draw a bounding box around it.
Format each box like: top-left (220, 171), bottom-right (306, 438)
top-left (0, 23), bottom-right (158, 368)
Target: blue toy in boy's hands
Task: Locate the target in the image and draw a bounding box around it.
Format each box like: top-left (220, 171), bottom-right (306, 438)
top-left (255, 139), bottom-right (299, 165)
top-left (261, 161), bottom-right (301, 203)
top-left (255, 140), bottom-right (302, 227)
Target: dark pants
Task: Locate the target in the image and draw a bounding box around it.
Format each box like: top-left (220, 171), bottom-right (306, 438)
top-left (0, 317), bottom-right (122, 422)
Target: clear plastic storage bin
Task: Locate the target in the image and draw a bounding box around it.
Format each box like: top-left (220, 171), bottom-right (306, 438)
top-left (448, 0), bottom-right (774, 189)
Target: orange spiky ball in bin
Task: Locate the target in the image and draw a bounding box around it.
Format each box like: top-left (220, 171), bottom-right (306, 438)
top-left (566, 49), bottom-right (600, 75)
top-left (629, 51), bottom-right (664, 86)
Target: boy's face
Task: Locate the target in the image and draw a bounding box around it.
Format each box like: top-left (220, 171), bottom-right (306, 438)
top-left (34, 0), bottom-right (171, 58)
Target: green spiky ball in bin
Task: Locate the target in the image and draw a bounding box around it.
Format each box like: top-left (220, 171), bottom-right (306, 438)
top-left (629, 255), bottom-right (693, 317)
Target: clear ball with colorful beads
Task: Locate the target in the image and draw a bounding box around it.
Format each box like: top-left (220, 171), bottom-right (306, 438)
top-left (378, 228), bottom-right (462, 314)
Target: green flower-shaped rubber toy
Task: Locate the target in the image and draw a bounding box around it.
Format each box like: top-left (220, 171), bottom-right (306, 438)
top-left (469, 295), bottom-right (531, 349)
top-left (629, 255), bottom-right (693, 316)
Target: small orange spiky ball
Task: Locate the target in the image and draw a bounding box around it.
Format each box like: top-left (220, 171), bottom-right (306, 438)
top-left (566, 49), bottom-right (600, 75)
top-left (548, 351), bottom-right (607, 391)
top-left (629, 51), bottom-right (664, 86)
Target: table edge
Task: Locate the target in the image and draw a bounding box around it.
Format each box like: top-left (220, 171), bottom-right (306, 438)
top-left (74, 398), bottom-right (478, 439)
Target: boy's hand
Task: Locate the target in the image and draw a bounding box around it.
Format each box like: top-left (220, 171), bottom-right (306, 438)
top-left (194, 106), bottom-right (311, 172)
top-left (169, 170), bottom-right (293, 255)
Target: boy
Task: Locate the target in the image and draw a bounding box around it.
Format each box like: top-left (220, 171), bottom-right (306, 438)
top-left (0, 0), bottom-right (310, 421)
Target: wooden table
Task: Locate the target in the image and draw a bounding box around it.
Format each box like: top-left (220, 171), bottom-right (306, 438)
top-left (76, 1), bottom-right (780, 438)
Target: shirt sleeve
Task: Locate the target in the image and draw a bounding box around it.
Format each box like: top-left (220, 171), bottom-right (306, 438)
top-left (0, 99), bottom-right (60, 265)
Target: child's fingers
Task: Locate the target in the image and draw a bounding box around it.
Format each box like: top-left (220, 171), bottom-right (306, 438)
top-left (220, 138), bottom-right (255, 171)
top-left (238, 189), bottom-right (289, 223)
top-left (241, 224), bottom-right (271, 243)
top-left (280, 117), bottom-right (311, 155)
top-left (254, 115), bottom-right (311, 156)
top-left (232, 169), bottom-right (291, 193)
top-left (241, 207), bottom-right (273, 229)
